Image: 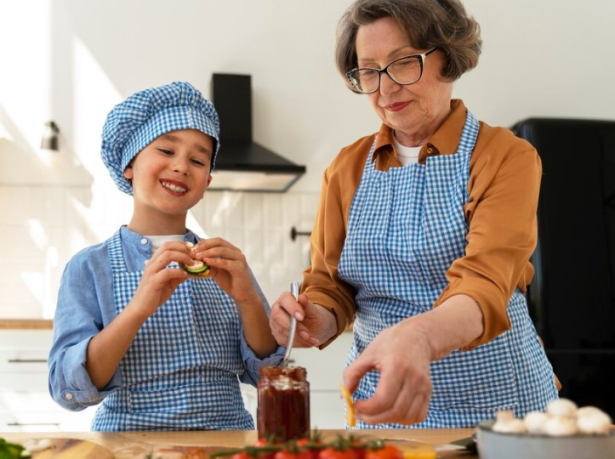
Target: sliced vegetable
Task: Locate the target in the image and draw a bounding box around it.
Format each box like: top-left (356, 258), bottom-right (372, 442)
top-left (184, 260), bottom-right (210, 274)
top-left (340, 384), bottom-right (356, 427)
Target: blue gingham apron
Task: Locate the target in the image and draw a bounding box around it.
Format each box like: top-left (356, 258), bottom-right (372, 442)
top-left (91, 230), bottom-right (254, 431)
top-left (338, 111), bottom-right (558, 428)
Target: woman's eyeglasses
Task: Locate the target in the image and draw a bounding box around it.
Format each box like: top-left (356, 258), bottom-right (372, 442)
top-left (346, 48), bottom-right (438, 94)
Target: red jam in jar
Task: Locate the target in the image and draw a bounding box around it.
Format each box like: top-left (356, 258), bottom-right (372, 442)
top-left (257, 366), bottom-right (310, 442)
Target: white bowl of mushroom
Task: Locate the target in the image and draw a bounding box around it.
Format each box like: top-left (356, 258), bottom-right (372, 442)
top-left (476, 399), bottom-right (615, 459)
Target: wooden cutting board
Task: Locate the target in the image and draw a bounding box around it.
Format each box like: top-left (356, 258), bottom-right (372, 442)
top-left (23, 438), bottom-right (114, 458)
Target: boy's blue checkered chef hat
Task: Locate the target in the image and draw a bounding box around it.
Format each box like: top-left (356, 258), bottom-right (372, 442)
top-left (101, 81), bottom-right (220, 195)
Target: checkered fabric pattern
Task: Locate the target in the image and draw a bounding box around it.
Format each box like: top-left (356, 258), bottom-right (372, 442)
top-left (101, 81), bottom-right (220, 195)
top-left (338, 111), bottom-right (557, 428)
top-left (91, 230), bottom-right (253, 431)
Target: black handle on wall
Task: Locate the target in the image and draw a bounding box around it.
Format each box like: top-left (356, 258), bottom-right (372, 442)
top-left (290, 226), bottom-right (311, 242)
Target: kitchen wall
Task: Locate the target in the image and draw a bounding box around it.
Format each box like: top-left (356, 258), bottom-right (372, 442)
top-left (0, 184), bottom-right (318, 317)
top-left (1, 0), bottom-right (614, 316)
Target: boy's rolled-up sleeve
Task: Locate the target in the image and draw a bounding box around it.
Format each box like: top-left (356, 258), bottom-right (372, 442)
top-left (48, 249), bottom-right (121, 410)
top-left (48, 336), bottom-right (121, 410)
top-left (238, 333), bottom-right (285, 387)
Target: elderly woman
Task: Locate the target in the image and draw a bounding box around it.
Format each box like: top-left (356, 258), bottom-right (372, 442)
top-left (270, 0), bottom-right (559, 428)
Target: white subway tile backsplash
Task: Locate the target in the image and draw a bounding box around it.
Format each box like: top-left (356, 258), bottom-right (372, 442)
top-left (243, 229), bottom-right (264, 266)
top-left (300, 193), bottom-right (320, 218)
top-left (1, 187), bottom-right (30, 224)
top-left (6, 225), bottom-right (46, 261)
top-left (262, 229), bottom-right (284, 268)
top-left (268, 264), bottom-right (305, 298)
top-left (28, 187), bottom-right (66, 225)
top-left (201, 192), bottom-right (229, 233)
top-left (0, 226), bottom-right (8, 260)
top-left (0, 185), bottom-right (320, 316)
top-left (0, 302), bottom-right (42, 319)
top-left (243, 194), bottom-right (264, 230)
top-left (263, 194), bottom-right (283, 230)
top-left (224, 229), bottom-right (245, 249)
top-left (0, 263), bottom-right (46, 318)
top-left (282, 193), bottom-right (301, 228)
top-left (225, 195), bottom-right (245, 230)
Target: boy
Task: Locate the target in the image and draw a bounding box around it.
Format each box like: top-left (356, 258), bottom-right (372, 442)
top-left (48, 81), bottom-right (284, 431)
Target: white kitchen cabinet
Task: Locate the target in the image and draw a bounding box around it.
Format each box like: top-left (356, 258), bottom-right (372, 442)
top-left (0, 327), bottom-right (96, 432)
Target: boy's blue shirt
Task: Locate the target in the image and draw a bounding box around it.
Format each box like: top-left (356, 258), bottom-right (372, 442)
top-left (48, 225), bottom-right (284, 412)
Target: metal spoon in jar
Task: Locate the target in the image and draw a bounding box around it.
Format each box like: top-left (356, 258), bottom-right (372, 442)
top-left (282, 281), bottom-right (300, 367)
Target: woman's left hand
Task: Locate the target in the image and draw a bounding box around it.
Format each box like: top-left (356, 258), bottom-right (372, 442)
top-left (192, 238), bottom-right (259, 305)
top-left (343, 319), bottom-right (433, 425)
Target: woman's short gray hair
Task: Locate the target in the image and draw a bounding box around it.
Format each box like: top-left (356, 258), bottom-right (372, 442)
top-left (336, 0), bottom-right (482, 92)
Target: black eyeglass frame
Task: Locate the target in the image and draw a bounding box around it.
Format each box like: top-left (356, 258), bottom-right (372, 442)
top-left (346, 47), bottom-right (438, 94)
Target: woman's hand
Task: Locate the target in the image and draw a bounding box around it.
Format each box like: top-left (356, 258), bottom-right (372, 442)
top-left (129, 241), bottom-right (192, 319)
top-left (343, 296), bottom-right (484, 425)
top-left (270, 291), bottom-right (337, 348)
top-left (192, 238), bottom-right (260, 306)
top-left (343, 319), bottom-right (433, 425)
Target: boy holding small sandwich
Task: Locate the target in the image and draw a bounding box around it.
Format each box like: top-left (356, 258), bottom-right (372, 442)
top-left (49, 81), bottom-right (284, 431)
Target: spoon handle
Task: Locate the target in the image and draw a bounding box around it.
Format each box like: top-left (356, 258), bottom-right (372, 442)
top-left (282, 282), bottom-right (300, 366)
top-left (290, 281), bottom-right (300, 300)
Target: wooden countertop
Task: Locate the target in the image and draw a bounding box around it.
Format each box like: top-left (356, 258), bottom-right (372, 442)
top-left (0, 319), bottom-right (53, 329)
top-left (2, 428), bottom-right (476, 458)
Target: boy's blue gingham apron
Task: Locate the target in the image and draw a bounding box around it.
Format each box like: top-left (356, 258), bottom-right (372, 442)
top-left (338, 111), bottom-right (558, 429)
top-left (91, 231), bottom-right (254, 431)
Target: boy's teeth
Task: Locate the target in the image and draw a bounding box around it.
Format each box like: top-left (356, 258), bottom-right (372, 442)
top-left (162, 182), bottom-right (187, 193)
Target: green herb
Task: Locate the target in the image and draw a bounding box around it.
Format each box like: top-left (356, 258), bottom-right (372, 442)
top-left (0, 438), bottom-right (30, 459)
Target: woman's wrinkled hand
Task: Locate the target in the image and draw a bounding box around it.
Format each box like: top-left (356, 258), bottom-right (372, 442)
top-left (269, 291), bottom-right (337, 348)
top-left (343, 319), bottom-right (433, 425)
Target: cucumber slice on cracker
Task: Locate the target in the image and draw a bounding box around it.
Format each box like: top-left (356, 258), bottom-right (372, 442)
top-left (184, 260), bottom-right (210, 275)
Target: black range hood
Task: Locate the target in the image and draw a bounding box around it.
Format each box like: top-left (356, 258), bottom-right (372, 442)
top-left (210, 73), bottom-right (306, 192)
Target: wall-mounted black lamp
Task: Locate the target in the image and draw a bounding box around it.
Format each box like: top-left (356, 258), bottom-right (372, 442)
top-left (41, 121), bottom-right (60, 151)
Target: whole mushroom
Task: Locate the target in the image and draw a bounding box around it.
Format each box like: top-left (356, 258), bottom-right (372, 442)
top-left (576, 406), bottom-right (613, 435)
top-left (492, 410), bottom-right (526, 434)
top-left (524, 411), bottom-right (549, 434)
top-left (544, 416), bottom-right (578, 436)
top-left (546, 398), bottom-right (578, 418)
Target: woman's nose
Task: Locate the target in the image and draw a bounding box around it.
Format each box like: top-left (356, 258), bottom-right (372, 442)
top-left (379, 73), bottom-right (401, 96)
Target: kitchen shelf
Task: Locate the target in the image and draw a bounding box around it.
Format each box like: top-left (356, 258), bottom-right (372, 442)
top-left (0, 320), bottom-right (53, 330)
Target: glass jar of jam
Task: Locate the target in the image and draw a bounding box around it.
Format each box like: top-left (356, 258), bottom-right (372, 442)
top-left (257, 366), bottom-right (310, 442)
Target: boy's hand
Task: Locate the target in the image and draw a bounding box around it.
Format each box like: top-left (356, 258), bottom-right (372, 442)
top-left (129, 241), bottom-right (193, 319)
top-left (192, 238), bottom-right (260, 306)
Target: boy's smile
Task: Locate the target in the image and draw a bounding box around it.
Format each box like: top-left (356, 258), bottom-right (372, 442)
top-left (160, 178), bottom-right (189, 195)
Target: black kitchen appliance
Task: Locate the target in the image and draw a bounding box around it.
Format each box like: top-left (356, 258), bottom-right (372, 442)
top-left (512, 118), bottom-right (615, 417)
top-left (209, 73), bottom-right (306, 192)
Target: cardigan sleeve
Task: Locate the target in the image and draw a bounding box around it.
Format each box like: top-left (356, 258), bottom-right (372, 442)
top-left (436, 125), bottom-right (542, 349)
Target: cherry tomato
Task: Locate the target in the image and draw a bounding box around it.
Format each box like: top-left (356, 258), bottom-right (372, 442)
top-left (274, 449), bottom-right (313, 459)
top-left (232, 452), bottom-right (257, 459)
top-left (251, 438), bottom-right (281, 459)
top-left (318, 447), bottom-right (362, 459)
top-left (296, 438), bottom-right (325, 459)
